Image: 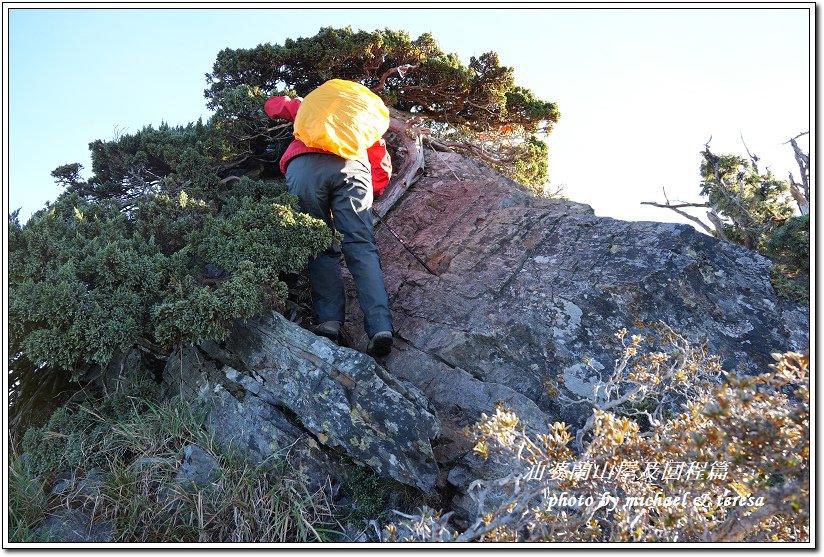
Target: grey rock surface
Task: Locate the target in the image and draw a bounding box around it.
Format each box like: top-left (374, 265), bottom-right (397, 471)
top-left (163, 312), bottom-right (441, 492)
top-left (164, 343), bottom-right (337, 491)
top-left (176, 444), bottom-right (220, 488)
top-left (223, 311), bottom-right (441, 491)
top-left (341, 151), bottom-right (809, 505)
top-left (36, 508), bottom-right (113, 543)
top-left (49, 468), bottom-right (107, 500)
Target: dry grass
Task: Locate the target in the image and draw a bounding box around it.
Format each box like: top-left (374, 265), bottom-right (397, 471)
top-left (9, 385), bottom-right (341, 543)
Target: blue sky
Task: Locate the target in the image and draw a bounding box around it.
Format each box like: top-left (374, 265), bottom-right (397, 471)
top-left (7, 6), bottom-right (812, 225)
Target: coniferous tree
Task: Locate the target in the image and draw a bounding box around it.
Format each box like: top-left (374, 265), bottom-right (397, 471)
top-left (205, 26), bottom-right (560, 189)
top-left (9, 26), bottom-right (560, 427)
top-left (643, 138), bottom-right (810, 304)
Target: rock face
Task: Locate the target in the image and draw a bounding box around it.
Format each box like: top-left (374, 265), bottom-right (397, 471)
top-left (166, 151), bottom-right (808, 519)
top-left (164, 311), bottom-right (440, 492)
top-left (343, 151), bottom-right (808, 507)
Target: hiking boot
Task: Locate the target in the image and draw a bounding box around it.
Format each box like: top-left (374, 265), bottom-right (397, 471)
top-left (367, 331), bottom-right (393, 357)
top-left (313, 321), bottom-right (341, 342)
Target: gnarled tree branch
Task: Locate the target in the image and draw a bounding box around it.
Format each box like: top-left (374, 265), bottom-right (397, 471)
top-left (370, 63), bottom-right (420, 93)
top-left (373, 108), bottom-right (427, 218)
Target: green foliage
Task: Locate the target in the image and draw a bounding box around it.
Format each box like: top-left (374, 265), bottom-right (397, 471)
top-left (21, 370), bottom-right (161, 476)
top-left (765, 215), bottom-right (810, 304)
top-left (345, 466), bottom-right (389, 523)
top-left (208, 84), bottom-right (298, 164)
top-left (84, 121), bottom-right (224, 206)
top-left (340, 464), bottom-right (429, 529)
top-left (770, 267), bottom-right (809, 306)
top-left (9, 194), bottom-right (168, 370)
top-left (207, 27), bottom-right (434, 104)
top-left (699, 149), bottom-right (795, 250)
top-left (151, 263), bottom-right (263, 347)
top-left (50, 162), bottom-right (84, 187)
top-left (10, 116), bottom-right (333, 375)
top-left (205, 26), bottom-right (560, 188)
top-left (508, 135), bottom-right (549, 191)
top-left (8, 449), bottom-right (47, 543)
top-left (766, 214), bottom-right (810, 275)
top-left (192, 193), bottom-right (331, 282)
top-left (698, 145), bottom-right (809, 304)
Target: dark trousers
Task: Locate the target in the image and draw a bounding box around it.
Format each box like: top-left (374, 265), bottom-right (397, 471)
top-left (285, 153), bottom-right (393, 337)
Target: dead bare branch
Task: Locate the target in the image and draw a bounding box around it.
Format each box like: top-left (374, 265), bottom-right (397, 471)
top-left (739, 131), bottom-right (760, 171)
top-left (641, 187), bottom-right (716, 236)
top-left (427, 137), bottom-right (514, 166)
top-left (785, 131), bottom-right (810, 215)
top-left (706, 210), bottom-right (730, 242)
top-left (237, 122), bottom-right (293, 142)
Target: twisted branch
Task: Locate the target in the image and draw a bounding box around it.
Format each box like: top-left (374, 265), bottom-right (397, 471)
top-left (372, 109), bottom-right (428, 219)
top-left (371, 63), bottom-right (420, 93)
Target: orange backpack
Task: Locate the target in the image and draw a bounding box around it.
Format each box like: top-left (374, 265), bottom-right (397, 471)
top-left (293, 79), bottom-right (390, 160)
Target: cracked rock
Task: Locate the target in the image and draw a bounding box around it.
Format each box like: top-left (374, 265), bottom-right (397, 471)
top-left (341, 151), bottom-right (809, 515)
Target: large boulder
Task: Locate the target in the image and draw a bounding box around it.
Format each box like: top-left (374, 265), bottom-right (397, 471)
top-left (341, 151), bottom-right (808, 509)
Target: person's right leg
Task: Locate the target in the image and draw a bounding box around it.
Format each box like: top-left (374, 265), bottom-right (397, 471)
top-left (327, 159), bottom-right (393, 340)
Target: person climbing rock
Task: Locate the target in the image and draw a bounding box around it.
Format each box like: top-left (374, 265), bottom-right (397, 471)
top-left (264, 80), bottom-right (394, 357)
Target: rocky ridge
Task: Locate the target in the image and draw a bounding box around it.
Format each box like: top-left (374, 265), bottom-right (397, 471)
top-left (165, 150), bottom-right (809, 523)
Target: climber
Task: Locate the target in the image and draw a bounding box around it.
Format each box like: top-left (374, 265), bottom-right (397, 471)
top-left (264, 85), bottom-right (394, 357)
